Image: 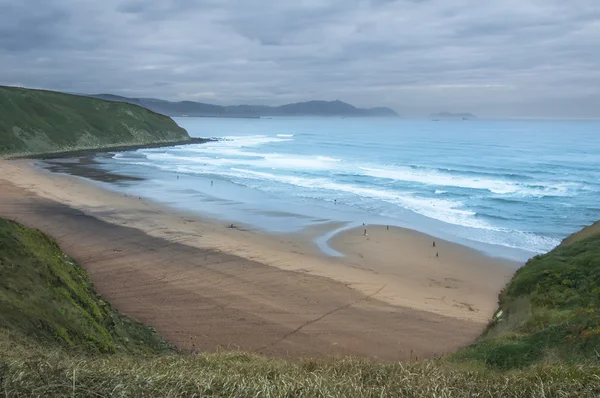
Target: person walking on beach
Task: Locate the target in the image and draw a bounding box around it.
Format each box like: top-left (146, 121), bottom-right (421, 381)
top-left (433, 241), bottom-right (436, 248)
top-left (211, 180), bottom-right (213, 186)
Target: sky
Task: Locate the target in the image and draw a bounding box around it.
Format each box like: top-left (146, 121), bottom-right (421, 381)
top-left (1, 0), bottom-right (600, 117)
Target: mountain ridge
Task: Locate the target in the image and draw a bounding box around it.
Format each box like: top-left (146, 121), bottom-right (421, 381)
top-left (88, 94), bottom-right (399, 118)
top-left (430, 112), bottom-right (476, 119)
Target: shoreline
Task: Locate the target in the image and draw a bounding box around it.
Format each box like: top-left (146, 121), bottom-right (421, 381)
top-left (1, 158), bottom-right (518, 321)
top-left (45, 153), bottom-right (532, 262)
top-left (0, 158), bottom-right (518, 359)
top-left (2, 137), bottom-right (215, 160)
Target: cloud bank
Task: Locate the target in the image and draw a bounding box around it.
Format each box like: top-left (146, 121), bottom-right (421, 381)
top-left (1, 0), bottom-right (599, 117)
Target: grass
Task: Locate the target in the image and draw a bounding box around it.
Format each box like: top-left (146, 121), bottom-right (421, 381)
top-left (560, 221), bottom-right (600, 248)
top-left (0, 219), bottom-right (169, 354)
top-left (1, 218), bottom-right (600, 396)
top-left (455, 223), bottom-right (600, 370)
top-left (0, 85), bottom-right (190, 157)
top-left (1, 330), bottom-right (599, 397)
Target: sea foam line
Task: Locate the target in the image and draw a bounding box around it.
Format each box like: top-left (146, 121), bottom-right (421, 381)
top-left (227, 168), bottom-right (494, 231)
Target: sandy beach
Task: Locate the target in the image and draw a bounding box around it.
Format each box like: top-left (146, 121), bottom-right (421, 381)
top-left (0, 159), bottom-right (518, 360)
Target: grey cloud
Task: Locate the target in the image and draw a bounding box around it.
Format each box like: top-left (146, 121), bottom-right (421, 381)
top-left (0, 2), bottom-right (71, 51)
top-left (0, 0), bottom-right (599, 117)
top-left (116, 1), bottom-right (149, 14)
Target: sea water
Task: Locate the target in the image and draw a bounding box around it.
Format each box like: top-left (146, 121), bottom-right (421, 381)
top-left (93, 117), bottom-right (600, 261)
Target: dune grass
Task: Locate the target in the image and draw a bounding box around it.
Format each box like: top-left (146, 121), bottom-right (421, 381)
top-left (1, 330), bottom-right (599, 397)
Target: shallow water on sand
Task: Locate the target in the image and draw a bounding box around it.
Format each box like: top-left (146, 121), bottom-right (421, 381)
top-left (89, 117), bottom-right (599, 261)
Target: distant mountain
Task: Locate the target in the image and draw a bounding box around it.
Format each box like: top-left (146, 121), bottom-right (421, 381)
top-left (272, 100), bottom-right (397, 117)
top-left (430, 112), bottom-right (476, 120)
top-left (89, 95), bottom-right (398, 118)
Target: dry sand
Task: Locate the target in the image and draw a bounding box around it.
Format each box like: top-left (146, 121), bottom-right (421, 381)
top-left (0, 159), bottom-right (518, 360)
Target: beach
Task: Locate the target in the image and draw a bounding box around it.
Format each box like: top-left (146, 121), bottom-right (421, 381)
top-left (0, 159), bottom-right (517, 360)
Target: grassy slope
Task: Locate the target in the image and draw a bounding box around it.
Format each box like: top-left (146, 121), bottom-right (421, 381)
top-left (0, 219), bottom-right (169, 354)
top-left (560, 221), bottom-right (600, 247)
top-left (2, 334), bottom-right (598, 397)
top-left (456, 224), bottom-right (600, 370)
top-left (0, 86), bottom-right (190, 157)
top-left (1, 218), bottom-right (599, 396)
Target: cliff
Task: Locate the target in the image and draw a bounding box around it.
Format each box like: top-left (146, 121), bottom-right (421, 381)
top-left (0, 86), bottom-right (191, 157)
top-left (456, 221), bottom-right (600, 369)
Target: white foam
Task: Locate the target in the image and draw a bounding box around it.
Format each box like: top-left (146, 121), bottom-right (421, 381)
top-left (259, 153), bottom-right (340, 169)
top-left (121, 149), bottom-right (560, 232)
top-left (176, 137), bottom-right (572, 199)
top-left (360, 166), bottom-right (521, 193)
top-left (218, 135), bottom-right (293, 147)
top-left (147, 148), bottom-right (342, 171)
top-left (316, 156), bottom-right (342, 162)
top-left (145, 152), bottom-right (240, 168)
top-left (112, 152), bottom-right (567, 254)
top-left (228, 168), bottom-right (494, 230)
top-left (359, 166), bottom-right (573, 197)
top-left (465, 229), bottom-right (561, 254)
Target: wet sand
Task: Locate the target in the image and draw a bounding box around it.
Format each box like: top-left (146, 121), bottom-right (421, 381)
top-left (0, 159), bottom-right (518, 360)
top-left (330, 226), bottom-right (516, 317)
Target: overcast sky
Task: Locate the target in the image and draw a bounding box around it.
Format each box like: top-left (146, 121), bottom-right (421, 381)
top-left (2, 0), bottom-right (599, 117)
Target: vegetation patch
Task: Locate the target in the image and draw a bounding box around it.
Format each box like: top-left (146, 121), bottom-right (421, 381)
top-left (1, 217), bottom-right (600, 395)
top-left (0, 86), bottom-right (190, 157)
top-left (0, 219), bottom-right (169, 354)
top-left (455, 225), bottom-right (600, 369)
top-left (1, 332), bottom-right (599, 397)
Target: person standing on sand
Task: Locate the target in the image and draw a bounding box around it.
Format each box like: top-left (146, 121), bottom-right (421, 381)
top-left (211, 180), bottom-right (213, 186)
top-left (433, 241), bottom-right (436, 247)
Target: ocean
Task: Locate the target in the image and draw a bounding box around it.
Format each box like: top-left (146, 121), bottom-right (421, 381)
top-left (89, 117), bottom-right (600, 261)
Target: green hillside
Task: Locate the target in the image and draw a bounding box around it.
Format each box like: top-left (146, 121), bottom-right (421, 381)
top-left (456, 224), bottom-right (600, 369)
top-left (0, 218), bottom-right (599, 396)
top-left (0, 86), bottom-right (190, 157)
top-left (0, 219), bottom-right (169, 354)
top-left (560, 221), bottom-right (600, 248)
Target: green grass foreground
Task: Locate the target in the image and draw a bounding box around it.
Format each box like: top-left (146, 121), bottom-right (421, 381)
top-left (1, 217), bottom-right (600, 396)
top-left (0, 86), bottom-right (190, 157)
top-left (2, 330), bottom-right (599, 397)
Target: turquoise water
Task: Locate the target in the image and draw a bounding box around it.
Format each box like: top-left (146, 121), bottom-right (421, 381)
top-left (95, 117), bottom-right (600, 261)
